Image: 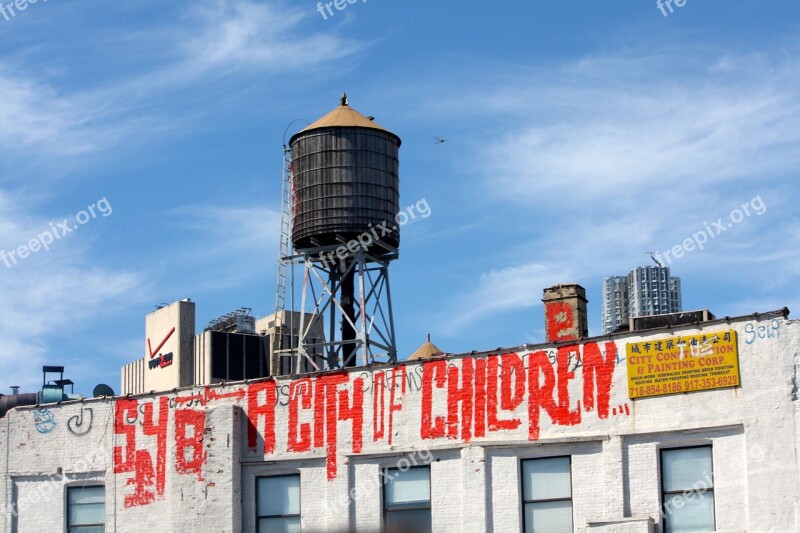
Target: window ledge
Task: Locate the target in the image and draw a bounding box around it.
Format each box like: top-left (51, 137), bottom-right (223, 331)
top-left (585, 517), bottom-right (654, 526)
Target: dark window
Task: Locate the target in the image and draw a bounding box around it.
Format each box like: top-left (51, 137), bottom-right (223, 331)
top-left (384, 466), bottom-right (431, 533)
top-left (661, 446), bottom-right (715, 533)
top-left (66, 485), bottom-right (105, 532)
top-left (522, 457), bottom-right (573, 532)
top-left (256, 475), bottom-right (301, 533)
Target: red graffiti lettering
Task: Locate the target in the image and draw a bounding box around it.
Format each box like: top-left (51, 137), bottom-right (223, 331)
top-left (113, 399), bottom-right (137, 473)
top-left (421, 360), bottom-right (447, 439)
top-left (312, 374), bottom-right (347, 474)
top-left (500, 353), bottom-right (526, 413)
top-left (247, 381), bottom-right (277, 454)
top-left (388, 367), bottom-right (406, 445)
top-left (545, 300), bottom-right (577, 342)
top-left (113, 398), bottom-right (169, 508)
top-left (488, 354), bottom-right (525, 431)
top-left (339, 377), bottom-right (364, 454)
top-left (582, 341), bottom-right (617, 418)
top-left (176, 394), bottom-right (205, 407)
top-left (555, 346), bottom-right (582, 425)
top-left (448, 359), bottom-right (473, 441)
top-left (109, 339), bottom-right (621, 490)
top-left (372, 371), bottom-right (386, 441)
top-left (175, 409), bottom-right (206, 481)
top-left (206, 386), bottom-right (246, 403)
top-left (125, 450), bottom-right (156, 507)
top-left (473, 358), bottom-right (487, 438)
top-left (527, 350), bottom-right (559, 441)
top-left (288, 378), bottom-right (313, 453)
top-left (313, 376), bottom-right (332, 449)
top-left (141, 397), bottom-right (168, 498)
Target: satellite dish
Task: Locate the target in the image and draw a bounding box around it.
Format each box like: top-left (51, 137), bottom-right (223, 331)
top-left (93, 384), bottom-right (115, 398)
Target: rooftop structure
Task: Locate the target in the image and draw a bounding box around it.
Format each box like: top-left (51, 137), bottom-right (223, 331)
top-left (603, 266), bottom-right (682, 334)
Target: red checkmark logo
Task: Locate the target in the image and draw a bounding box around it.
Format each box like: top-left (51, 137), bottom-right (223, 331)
top-left (148, 327), bottom-right (176, 359)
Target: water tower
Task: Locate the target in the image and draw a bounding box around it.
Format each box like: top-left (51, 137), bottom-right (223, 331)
top-left (274, 94), bottom-right (400, 373)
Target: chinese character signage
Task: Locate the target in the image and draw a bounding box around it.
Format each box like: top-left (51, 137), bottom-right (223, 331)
top-left (626, 330), bottom-right (740, 399)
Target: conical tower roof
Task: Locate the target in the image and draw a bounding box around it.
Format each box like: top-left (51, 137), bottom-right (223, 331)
top-left (408, 335), bottom-right (444, 361)
top-left (292, 94), bottom-right (395, 141)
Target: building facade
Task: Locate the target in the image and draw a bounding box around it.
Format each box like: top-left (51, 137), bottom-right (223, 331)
top-left (1, 307), bottom-right (798, 532)
top-left (122, 304), bottom-right (324, 396)
top-left (602, 267), bottom-right (683, 334)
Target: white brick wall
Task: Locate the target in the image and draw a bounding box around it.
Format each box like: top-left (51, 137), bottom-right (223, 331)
top-left (0, 314), bottom-right (798, 532)
top-left (1, 418), bottom-right (8, 533)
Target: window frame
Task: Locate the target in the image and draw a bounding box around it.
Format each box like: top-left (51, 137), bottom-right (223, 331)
top-left (65, 484), bottom-right (105, 533)
top-left (255, 474), bottom-right (301, 533)
top-left (660, 445), bottom-right (716, 533)
top-left (521, 455), bottom-right (574, 533)
top-left (382, 465), bottom-right (432, 531)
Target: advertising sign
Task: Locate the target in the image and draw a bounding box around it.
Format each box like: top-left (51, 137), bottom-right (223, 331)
top-left (627, 330), bottom-right (740, 399)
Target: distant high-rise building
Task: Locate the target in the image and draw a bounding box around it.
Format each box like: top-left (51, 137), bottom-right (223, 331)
top-left (602, 276), bottom-right (630, 335)
top-left (602, 266), bottom-right (682, 334)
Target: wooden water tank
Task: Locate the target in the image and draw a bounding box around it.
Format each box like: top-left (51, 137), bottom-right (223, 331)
top-left (289, 97), bottom-right (401, 255)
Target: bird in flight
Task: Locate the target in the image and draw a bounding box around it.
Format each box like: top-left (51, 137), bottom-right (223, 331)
top-left (434, 137), bottom-right (447, 144)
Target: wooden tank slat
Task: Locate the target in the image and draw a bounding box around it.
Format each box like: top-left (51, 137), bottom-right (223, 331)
top-left (290, 127), bottom-right (401, 252)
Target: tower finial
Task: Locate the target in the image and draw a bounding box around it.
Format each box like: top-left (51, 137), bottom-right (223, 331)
top-left (341, 93), bottom-right (349, 106)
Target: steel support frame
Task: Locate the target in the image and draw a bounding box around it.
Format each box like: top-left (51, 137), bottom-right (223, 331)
top-left (289, 247), bottom-right (398, 372)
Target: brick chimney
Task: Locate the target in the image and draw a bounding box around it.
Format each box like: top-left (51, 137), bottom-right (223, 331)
top-left (542, 284), bottom-right (589, 343)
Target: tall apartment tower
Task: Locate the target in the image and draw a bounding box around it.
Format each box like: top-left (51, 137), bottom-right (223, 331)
top-left (601, 266), bottom-right (682, 334)
top-left (602, 276), bottom-right (630, 335)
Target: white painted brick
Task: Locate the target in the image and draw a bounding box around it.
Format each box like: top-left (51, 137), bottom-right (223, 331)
top-left (0, 315), bottom-right (797, 532)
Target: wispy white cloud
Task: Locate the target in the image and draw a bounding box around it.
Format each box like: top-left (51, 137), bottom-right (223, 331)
top-left (0, 266), bottom-right (143, 391)
top-left (418, 47), bottom-right (800, 333)
top-left (0, 70), bottom-right (118, 157)
top-left (180, 0), bottom-right (361, 74)
top-left (478, 53), bottom-right (800, 205)
top-left (0, 0), bottom-right (362, 164)
top-left (0, 191), bottom-right (146, 390)
top-left (165, 204), bottom-right (281, 292)
top-left (438, 263), bottom-right (571, 335)
top-left (0, 0), bottom-right (363, 388)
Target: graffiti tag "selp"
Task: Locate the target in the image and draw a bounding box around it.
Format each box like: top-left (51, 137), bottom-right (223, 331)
top-left (744, 319), bottom-right (781, 344)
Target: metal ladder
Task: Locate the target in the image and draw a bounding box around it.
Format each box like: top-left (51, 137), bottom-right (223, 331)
top-left (272, 145), bottom-right (293, 369)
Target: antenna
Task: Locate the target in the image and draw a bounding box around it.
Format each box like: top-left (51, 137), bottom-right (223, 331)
top-left (646, 252), bottom-right (665, 268)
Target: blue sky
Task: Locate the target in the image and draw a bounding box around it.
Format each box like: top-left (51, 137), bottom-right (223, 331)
top-left (0, 0), bottom-right (798, 393)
